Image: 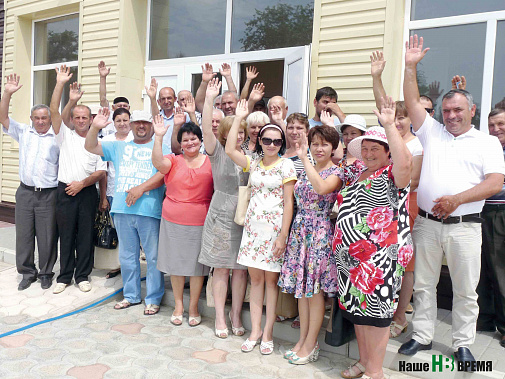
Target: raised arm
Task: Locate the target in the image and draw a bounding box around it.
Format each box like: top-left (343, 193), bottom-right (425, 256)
top-left (152, 114), bottom-right (173, 175)
top-left (220, 63), bottom-right (237, 94)
top-left (50, 65), bottom-right (73, 135)
top-left (371, 50), bottom-right (387, 110)
top-left (195, 63), bottom-right (216, 113)
top-left (170, 107), bottom-right (186, 155)
top-left (270, 104), bottom-right (286, 132)
top-left (240, 66), bottom-right (259, 100)
top-left (85, 107), bottom-right (112, 156)
top-left (247, 83), bottom-right (265, 114)
top-left (145, 77), bottom-right (160, 119)
top-left (0, 74), bottom-right (23, 130)
top-left (180, 93), bottom-right (198, 125)
top-left (98, 61), bottom-right (111, 108)
top-left (225, 99), bottom-right (249, 168)
top-left (61, 82), bottom-right (84, 130)
top-left (373, 96), bottom-right (412, 188)
top-left (403, 35), bottom-right (430, 131)
top-left (202, 78), bottom-right (221, 155)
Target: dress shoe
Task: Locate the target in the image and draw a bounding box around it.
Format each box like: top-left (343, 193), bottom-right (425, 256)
top-left (18, 277), bottom-right (37, 291)
top-left (40, 276), bottom-right (52, 290)
top-left (454, 347), bottom-right (476, 372)
top-left (398, 339), bottom-right (432, 356)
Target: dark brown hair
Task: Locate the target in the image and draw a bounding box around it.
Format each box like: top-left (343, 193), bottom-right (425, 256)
top-left (308, 125), bottom-right (340, 150)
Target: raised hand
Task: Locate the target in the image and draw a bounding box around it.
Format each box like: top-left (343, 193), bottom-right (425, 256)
top-left (181, 93), bottom-right (196, 114)
top-left (55, 65), bottom-right (73, 84)
top-left (69, 82), bottom-right (84, 102)
top-left (205, 77), bottom-right (222, 100)
top-left (451, 75), bottom-right (466, 90)
top-left (428, 81), bottom-right (443, 101)
top-left (91, 107), bottom-right (112, 129)
top-left (3, 73), bottom-right (23, 95)
top-left (295, 132), bottom-right (308, 159)
top-left (173, 107), bottom-right (186, 128)
top-left (370, 50), bottom-right (386, 77)
top-left (201, 63), bottom-right (216, 83)
top-left (145, 77), bottom-right (158, 99)
top-left (153, 114), bottom-right (168, 136)
top-left (405, 34), bottom-right (429, 67)
top-left (98, 61), bottom-right (110, 78)
top-left (246, 66), bottom-right (259, 80)
top-left (219, 63), bottom-right (232, 77)
top-left (235, 99), bottom-right (249, 119)
top-left (320, 110), bottom-right (335, 127)
top-left (373, 96), bottom-right (396, 127)
top-left (249, 83), bottom-right (265, 103)
top-left (270, 104), bottom-right (284, 125)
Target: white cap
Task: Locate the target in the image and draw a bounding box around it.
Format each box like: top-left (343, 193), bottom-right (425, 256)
top-left (130, 110), bottom-right (153, 123)
top-left (336, 114), bottom-right (367, 133)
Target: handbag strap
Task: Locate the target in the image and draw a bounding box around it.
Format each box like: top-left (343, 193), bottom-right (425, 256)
top-left (247, 158), bottom-right (259, 189)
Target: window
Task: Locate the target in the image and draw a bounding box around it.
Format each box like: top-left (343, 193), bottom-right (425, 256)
top-left (32, 14), bottom-right (79, 107)
top-left (405, 3), bottom-right (505, 131)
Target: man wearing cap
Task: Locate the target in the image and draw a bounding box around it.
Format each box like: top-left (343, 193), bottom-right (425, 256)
top-left (309, 87), bottom-right (346, 128)
top-left (85, 109), bottom-right (167, 315)
top-left (0, 73), bottom-right (60, 291)
top-left (398, 35), bottom-right (505, 367)
top-left (49, 66), bottom-right (107, 294)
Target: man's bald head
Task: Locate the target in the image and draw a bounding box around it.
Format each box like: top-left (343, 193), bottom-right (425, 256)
top-left (268, 96), bottom-right (288, 121)
top-left (158, 87), bottom-right (176, 114)
top-left (177, 90), bottom-right (192, 107)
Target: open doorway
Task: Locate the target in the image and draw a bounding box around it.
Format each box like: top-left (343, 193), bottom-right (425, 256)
top-left (239, 60), bottom-right (284, 107)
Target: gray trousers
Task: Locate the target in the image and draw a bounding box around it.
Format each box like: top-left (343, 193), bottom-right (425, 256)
top-left (15, 185), bottom-right (58, 279)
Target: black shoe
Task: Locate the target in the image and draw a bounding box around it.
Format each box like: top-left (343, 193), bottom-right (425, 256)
top-left (454, 347), bottom-right (476, 372)
top-left (18, 277), bottom-right (37, 291)
top-left (398, 339), bottom-right (433, 356)
top-left (40, 276), bottom-right (52, 290)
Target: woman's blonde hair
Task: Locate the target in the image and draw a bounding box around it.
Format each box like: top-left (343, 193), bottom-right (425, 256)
top-left (217, 116), bottom-right (248, 146)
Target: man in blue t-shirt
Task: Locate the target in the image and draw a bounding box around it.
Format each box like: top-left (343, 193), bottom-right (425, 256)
top-left (85, 109), bottom-right (168, 315)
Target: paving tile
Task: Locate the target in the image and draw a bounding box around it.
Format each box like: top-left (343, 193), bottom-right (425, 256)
top-left (110, 323), bottom-right (144, 335)
top-left (22, 303), bottom-right (55, 318)
top-left (67, 363), bottom-right (110, 379)
top-left (0, 346), bottom-right (31, 360)
top-left (0, 333), bottom-right (34, 348)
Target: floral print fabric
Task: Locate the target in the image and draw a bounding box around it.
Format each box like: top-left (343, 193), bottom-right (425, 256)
top-left (237, 157), bottom-right (297, 272)
top-left (278, 166), bottom-right (339, 298)
top-left (332, 165), bottom-right (412, 327)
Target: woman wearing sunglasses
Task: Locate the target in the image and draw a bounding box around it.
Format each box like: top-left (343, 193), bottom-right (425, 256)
top-left (226, 99), bottom-right (297, 355)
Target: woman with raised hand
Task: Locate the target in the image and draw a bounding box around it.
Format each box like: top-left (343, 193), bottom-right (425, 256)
top-left (226, 99), bottom-right (297, 355)
top-left (198, 78), bottom-right (248, 338)
top-left (338, 96), bottom-right (412, 379)
top-left (152, 116), bottom-right (213, 327)
top-left (279, 125), bottom-right (342, 365)
top-left (241, 111), bottom-right (269, 156)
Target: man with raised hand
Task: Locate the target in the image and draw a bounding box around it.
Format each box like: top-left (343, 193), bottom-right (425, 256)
top-left (0, 74), bottom-right (59, 291)
top-left (195, 63), bottom-right (238, 114)
top-left (309, 86), bottom-right (346, 128)
top-left (397, 35), bottom-right (505, 369)
top-left (85, 109), bottom-right (167, 315)
top-left (50, 65), bottom-right (107, 295)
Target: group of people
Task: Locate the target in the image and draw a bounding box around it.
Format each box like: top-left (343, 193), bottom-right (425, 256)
top-left (3, 33), bottom-right (505, 379)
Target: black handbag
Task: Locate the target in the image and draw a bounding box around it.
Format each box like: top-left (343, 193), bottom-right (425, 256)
top-left (93, 209), bottom-right (118, 249)
top-left (325, 298), bottom-right (356, 347)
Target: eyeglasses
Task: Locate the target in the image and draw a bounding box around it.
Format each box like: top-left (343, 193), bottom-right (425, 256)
top-left (425, 108), bottom-right (434, 114)
top-left (261, 137), bottom-right (283, 147)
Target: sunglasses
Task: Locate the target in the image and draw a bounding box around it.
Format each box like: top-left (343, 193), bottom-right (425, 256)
top-left (425, 108), bottom-right (434, 113)
top-left (261, 137), bottom-right (283, 147)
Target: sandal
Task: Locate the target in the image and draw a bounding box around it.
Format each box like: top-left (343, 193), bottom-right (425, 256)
top-left (114, 299), bottom-right (140, 310)
top-left (406, 303), bottom-right (414, 314)
top-left (188, 315), bottom-right (201, 327)
top-left (215, 323), bottom-right (229, 339)
top-left (284, 348), bottom-right (296, 359)
top-left (291, 316), bottom-right (300, 329)
top-left (260, 340), bottom-right (274, 355)
top-left (229, 312), bottom-right (245, 336)
top-left (171, 312), bottom-right (183, 326)
top-left (389, 320), bottom-right (408, 338)
top-left (241, 338), bottom-right (260, 352)
top-left (105, 269), bottom-right (121, 279)
top-left (275, 315), bottom-right (288, 322)
top-left (341, 361), bottom-right (365, 379)
top-left (144, 304), bottom-right (160, 316)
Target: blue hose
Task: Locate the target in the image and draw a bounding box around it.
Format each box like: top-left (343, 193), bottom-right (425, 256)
top-left (0, 277), bottom-right (146, 339)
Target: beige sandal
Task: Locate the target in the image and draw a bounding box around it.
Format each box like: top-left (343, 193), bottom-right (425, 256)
top-left (144, 304), bottom-right (160, 316)
top-left (389, 320), bottom-right (408, 338)
top-left (341, 361), bottom-right (365, 378)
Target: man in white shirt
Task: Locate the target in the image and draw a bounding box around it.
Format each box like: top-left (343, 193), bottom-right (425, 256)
top-left (49, 66), bottom-right (107, 294)
top-left (0, 74), bottom-right (60, 291)
top-left (398, 35), bottom-right (505, 369)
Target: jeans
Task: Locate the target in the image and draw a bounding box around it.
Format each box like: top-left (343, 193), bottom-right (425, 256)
top-left (114, 213), bottom-right (165, 305)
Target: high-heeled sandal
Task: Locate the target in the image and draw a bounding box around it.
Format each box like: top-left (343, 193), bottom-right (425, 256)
top-left (341, 361), bottom-right (365, 378)
top-left (241, 338), bottom-right (260, 352)
top-left (229, 312), bottom-right (245, 336)
top-left (215, 323), bottom-right (229, 339)
top-left (288, 342), bottom-right (320, 365)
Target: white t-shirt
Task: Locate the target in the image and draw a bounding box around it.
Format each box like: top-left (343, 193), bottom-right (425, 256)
top-left (56, 124), bottom-right (107, 184)
top-left (416, 116), bottom-right (505, 216)
top-left (406, 137), bottom-right (423, 157)
top-left (102, 132), bottom-right (134, 197)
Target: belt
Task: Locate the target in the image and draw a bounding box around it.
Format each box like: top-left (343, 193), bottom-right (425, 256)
top-left (20, 182), bottom-right (57, 192)
top-left (483, 203), bottom-right (505, 211)
top-left (418, 209), bottom-right (483, 224)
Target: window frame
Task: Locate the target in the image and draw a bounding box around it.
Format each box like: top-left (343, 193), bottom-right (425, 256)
top-left (402, 2), bottom-right (505, 132)
top-left (31, 12), bottom-right (79, 109)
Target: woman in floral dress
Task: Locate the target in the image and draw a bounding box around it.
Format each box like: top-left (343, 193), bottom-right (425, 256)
top-left (337, 97), bottom-right (413, 379)
top-left (278, 125), bottom-right (341, 365)
top-left (226, 99), bottom-right (296, 355)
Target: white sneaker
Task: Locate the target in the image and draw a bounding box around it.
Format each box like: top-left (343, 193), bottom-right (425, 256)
top-left (78, 281), bottom-right (91, 292)
top-left (53, 283), bottom-right (68, 294)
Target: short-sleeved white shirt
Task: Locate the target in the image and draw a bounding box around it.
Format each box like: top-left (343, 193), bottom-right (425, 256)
top-left (406, 137), bottom-right (423, 157)
top-left (56, 124), bottom-right (107, 184)
top-left (416, 116), bottom-right (505, 215)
